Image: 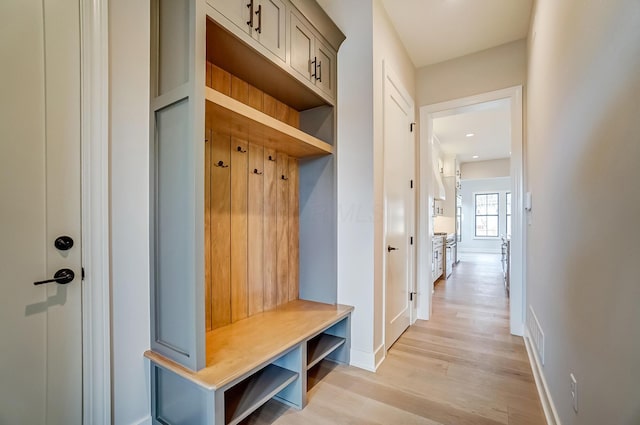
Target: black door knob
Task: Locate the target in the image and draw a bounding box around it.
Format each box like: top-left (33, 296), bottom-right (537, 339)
top-left (54, 236), bottom-right (74, 251)
top-left (34, 268), bottom-right (75, 285)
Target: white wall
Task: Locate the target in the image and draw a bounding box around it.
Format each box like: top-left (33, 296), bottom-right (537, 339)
top-left (526, 1), bottom-right (640, 424)
top-left (109, 0), bottom-right (151, 423)
top-left (372, 0), bottom-right (416, 365)
top-left (317, 0), bottom-right (416, 370)
top-left (416, 39), bottom-right (527, 106)
top-left (461, 158), bottom-right (510, 180)
top-left (316, 0), bottom-right (376, 370)
top-left (458, 178), bottom-right (510, 254)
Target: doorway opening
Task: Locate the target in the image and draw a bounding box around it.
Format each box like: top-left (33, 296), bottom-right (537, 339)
top-left (417, 86), bottom-right (525, 336)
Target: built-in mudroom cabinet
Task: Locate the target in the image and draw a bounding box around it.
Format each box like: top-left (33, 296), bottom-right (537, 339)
top-left (145, 0), bottom-right (352, 423)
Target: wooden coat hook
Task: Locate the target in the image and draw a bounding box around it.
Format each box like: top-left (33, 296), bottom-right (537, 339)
top-left (214, 160), bottom-right (229, 168)
top-left (237, 146), bottom-right (247, 153)
top-left (253, 168), bottom-right (263, 175)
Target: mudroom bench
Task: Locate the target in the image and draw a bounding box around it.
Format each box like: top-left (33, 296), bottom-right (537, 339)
top-left (145, 300), bottom-right (352, 424)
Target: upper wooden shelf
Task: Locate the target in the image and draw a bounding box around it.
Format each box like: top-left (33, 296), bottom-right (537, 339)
top-left (144, 299), bottom-right (353, 390)
top-left (205, 87), bottom-right (333, 158)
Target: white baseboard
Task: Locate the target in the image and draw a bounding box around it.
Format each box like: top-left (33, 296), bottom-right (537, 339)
top-left (524, 329), bottom-right (561, 425)
top-left (373, 343), bottom-right (385, 370)
top-left (350, 347), bottom-right (379, 372)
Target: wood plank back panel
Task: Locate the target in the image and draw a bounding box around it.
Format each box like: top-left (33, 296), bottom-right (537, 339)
top-left (204, 65), bottom-right (305, 328)
top-left (247, 143), bottom-right (265, 316)
top-left (211, 130), bottom-right (232, 329)
top-left (205, 69), bottom-right (213, 331)
top-left (204, 127), bottom-right (212, 331)
top-left (276, 153), bottom-right (289, 305)
top-left (211, 63), bottom-right (231, 95)
top-left (288, 158), bottom-right (300, 302)
top-left (231, 138), bottom-right (248, 322)
top-left (263, 148), bottom-right (278, 311)
top-left (230, 75), bottom-right (249, 104)
top-left (248, 85), bottom-right (263, 111)
top-left (263, 94), bottom-right (279, 121)
top-left (207, 61), bottom-right (300, 130)
top-left (206, 62), bottom-right (213, 90)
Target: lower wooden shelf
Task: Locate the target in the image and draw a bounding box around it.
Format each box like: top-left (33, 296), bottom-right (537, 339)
top-left (224, 364), bottom-right (298, 425)
top-left (306, 334), bottom-right (346, 370)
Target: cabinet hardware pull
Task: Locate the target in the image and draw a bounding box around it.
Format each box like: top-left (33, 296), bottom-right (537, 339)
top-left (268, 155), bottom-right (276, 161)
top-left (253, 169), bottom-right (263, 175)
top-left (255, 5), bottom-right (262, 33)
top-left (317, 61), bottom-right (322, 82)
top-left (237, 146), bottom-right (247, 153)
top-left (214, 160), bottom-right (229, 168)
top-left (281, 175), bottom-right (288, 180)
top-left (311, 57), bottom-right (317, 79)
top-left (247, 0), bottom-right (254, 28)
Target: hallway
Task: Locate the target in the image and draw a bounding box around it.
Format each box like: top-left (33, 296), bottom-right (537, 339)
top-left (243, 254), bottom-right (545, 424)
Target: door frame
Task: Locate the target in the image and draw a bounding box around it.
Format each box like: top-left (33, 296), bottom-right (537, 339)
top-left (80, 0), bottom-right (111, 423)
top-left (381, 61), bottom-right (416, 352)
top-left (417, 86), bottom-right (525, 336)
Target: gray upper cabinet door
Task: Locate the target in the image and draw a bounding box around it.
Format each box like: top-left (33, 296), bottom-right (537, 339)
top-left (290, 13), bottom-right (314, 82)
top-left (208, 0), bottom-right (251, 34)
top-left (290, 12), bottom-right (336, 101)
top-left (315, 38), bottom-right (335, 98)
top-left (209, 0), bottom-right (286, 61)
top-left (254, 0), bottom-right (286, 60)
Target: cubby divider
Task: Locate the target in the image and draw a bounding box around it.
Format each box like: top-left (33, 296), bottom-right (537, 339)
top-left (224, 364), bottom-right (298, 425)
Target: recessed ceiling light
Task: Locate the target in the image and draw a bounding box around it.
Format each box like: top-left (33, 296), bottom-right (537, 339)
top-left (472, 155), bottom-right (479, 159)
top-left (466, 133), bottom-right (475, 137)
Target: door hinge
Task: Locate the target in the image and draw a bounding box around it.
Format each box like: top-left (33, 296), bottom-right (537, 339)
top-left (410, 179), bottom-right (413, 189)
top-left (81, 267), bottom-right (85, 280)
top-left (410, 236), bottom-right (414, 245)
top-left (409, 291), bottom-right (416, 301)
top-left (410, 122), bottom-right (416, 132)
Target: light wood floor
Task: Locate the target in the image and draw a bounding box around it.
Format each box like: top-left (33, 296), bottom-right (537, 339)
top-left (242, 253), bottom-right (546, 425)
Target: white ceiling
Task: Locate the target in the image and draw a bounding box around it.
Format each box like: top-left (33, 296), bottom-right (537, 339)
top-left (380, 0), bottom-right (533, 68)
top-left (433, 98), bottom-right (511, 163)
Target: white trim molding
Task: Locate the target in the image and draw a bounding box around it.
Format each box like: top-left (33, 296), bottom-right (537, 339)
top-left (80, 0), bottom-right (111, 423)
top-left (350, 348), bottom-right (378, 372)
top-left (524, 328), bottom-right (561, 425)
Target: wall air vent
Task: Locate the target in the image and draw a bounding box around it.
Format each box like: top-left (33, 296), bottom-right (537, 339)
top-left (527, 305), bottom-right (545, 365)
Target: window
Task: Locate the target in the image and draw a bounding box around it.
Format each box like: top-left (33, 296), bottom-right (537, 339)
top-left (506, 192), bottom-right (512, 238)
top-left (475, 193), bottom-right (499, 237)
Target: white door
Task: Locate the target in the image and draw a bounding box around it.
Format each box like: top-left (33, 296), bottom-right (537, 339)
top-left (383, 65), bottom-right (415, 350)
top-left (0, 1), bottom-right (82, 424)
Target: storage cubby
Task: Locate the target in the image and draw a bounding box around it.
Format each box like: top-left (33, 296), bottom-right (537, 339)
top-left (306, 317), bottom-right (349, 370)
top-left (224, 364), bottom-right (298, 424)
top-left (223, 344), bottom-right (303, 425)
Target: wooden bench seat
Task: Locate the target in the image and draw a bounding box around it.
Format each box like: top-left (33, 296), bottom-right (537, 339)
top-left (145, 300), bottom-right (353, 424)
